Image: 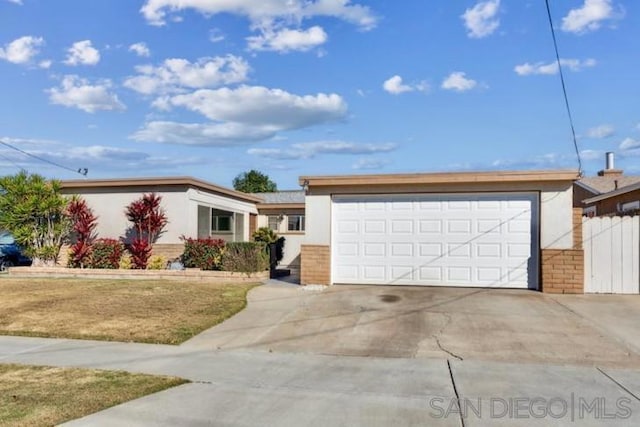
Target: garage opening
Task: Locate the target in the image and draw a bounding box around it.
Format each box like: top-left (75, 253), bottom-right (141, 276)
top-left (331, 193), bottom-right (539, 289)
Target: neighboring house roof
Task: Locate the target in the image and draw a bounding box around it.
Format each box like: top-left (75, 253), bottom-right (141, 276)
top-left (253, 190), bottom-right (305, 210)
top-left (583, 181), bottom-right (640, 204)
top-left (576, 176), bottom-right (640, 195)
top-left (60, 176), bottom-right (263, 204)
top-left (299, 170), bottom-right (579, 187)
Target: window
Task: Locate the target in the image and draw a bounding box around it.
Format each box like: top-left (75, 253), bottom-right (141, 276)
top-left (619, 200), bottom-right (640, 213)
top-left (288, 215), bottom-right (305, 232)
top-left (267, 215), bottom-right (280, 231)
top-left (212, 214), bottom-right (232, 232)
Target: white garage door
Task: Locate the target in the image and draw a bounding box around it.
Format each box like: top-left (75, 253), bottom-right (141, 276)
top-left (332, 193), bottom-right (539, 288)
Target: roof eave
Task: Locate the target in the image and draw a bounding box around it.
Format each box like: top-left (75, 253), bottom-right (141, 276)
top-left (299, 170), bottom-right (580, 187)
top-left (60, 176), bottom-right (263, 204)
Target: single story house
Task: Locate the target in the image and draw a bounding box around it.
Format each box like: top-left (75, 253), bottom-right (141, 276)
top-left (298, 169), bottom-right (581, 293)
top-left (61, 169), bottom-right (583, 293)
top-left (59, 177), bottom-right (305, 269)
top-left (60, 177), bottom-right (262, 260)
top-left (573, 152), bottom-right (640, 217)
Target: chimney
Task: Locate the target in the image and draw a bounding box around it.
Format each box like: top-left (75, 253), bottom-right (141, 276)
top-left (598, 152), bottom-right (623, 177)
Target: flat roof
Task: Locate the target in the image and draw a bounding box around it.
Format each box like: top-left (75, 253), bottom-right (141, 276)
top-left (60, 176), bottom-right (263, 203)
top-left (299, 170), bottom-right (580, 187)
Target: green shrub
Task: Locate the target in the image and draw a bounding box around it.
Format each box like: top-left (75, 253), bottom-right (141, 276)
top-left (252, 227), bottom-right (285, 264)
top-left (180, 237), bottom-right (226, 270)
top-left (89, 239), bottom-right (124, 269)
top-left (252, 227), bottom-right (278, 244)
top-left (147, 255), bottom-right (167, 270)
top-left (119, 254), bottom-right (132, 270)
top-left (222, 242), bottom-right (269, 276)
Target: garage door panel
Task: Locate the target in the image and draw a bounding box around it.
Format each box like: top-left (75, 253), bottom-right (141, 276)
top-left (332, 193), bottom-right (538, 288)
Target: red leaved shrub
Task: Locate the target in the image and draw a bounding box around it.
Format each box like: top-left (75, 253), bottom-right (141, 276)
top-left (124, 193), bottom-right (168, 269)
top-left (66, 197), bottom-right (98, 268)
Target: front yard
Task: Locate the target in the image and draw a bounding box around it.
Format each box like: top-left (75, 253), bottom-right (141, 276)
top-left (0, 363), bottom-right (187, 427)
top-left (0, 278), bottom-right (258, 344)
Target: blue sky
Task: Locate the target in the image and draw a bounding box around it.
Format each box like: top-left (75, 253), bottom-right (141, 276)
top-left (0, 0), bottom-right (638, 189)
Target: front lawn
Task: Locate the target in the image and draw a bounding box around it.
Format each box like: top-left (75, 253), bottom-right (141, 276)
top-left (0, 363), bottom-right (187, 427)
top-left (0, 278), bottom-right (258, 344)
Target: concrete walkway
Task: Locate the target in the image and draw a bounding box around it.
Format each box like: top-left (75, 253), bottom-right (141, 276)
top-left (2, 283), bottom-right (640, 425)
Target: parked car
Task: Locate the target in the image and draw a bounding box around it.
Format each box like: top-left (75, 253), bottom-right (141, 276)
top-left (0, 233), bottom-right (32, 271)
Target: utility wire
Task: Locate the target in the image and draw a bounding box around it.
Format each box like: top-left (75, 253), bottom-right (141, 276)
top-left (544, 0), bottom-right (583, 175)
top-left (0, 139), bottom-right (88, 176)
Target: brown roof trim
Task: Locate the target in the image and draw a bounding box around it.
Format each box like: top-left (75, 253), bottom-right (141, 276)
top-left (257, 203), bottom-right (305, 210)
top-left (583, 181), bottom-right (640, 204)
top-left (60, 176), bottom-right (263, 203)
top-left (299, 170), bottom-right (579, 187)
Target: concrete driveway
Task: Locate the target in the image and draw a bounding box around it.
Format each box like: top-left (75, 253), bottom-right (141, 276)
top-left (186, 284), bottom-right (640, 367)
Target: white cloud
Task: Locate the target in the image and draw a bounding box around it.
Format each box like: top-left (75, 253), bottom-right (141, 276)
top-left (131, 121), bottom-right (275, 146)
top-left (382, 75), bottom-right (429, 95)
top-left (461, 0), bottom-right (500, 38)
top-left (5, 0), bottom-right (23, 4)
top-left (160, 85), bottom-right (347, 129)
top-left (561, 0), bottom-right (622, 34)
top-left (124, 55), bottom-right (249, 95)
top-left (0, 36), bottom-right (44, 64)
top-left (129, 42), bottom-right (151, 57)
top-left (140, 0), bottom-right (377, 30)
top-left (248, 140), bottom-right (397, 160)
top-left (38, 59), bottom-right (52, 69)
top-left (352, 158), bottom-right (390, 170)
top-left (64, 40), bottom-right (100, 66)
top-left (47, 75), bottom-right (125, 113)
top-left (247, 26), bottom-right (328, 53)
top-left (441, 72), bottom-right (477, 92)
top-left (0, 137), bottom-right (205, 174)
top-left (209, 28), bottom-right (225, 43)
top-left (585, 124), bottom-right (615, 139)
top-left (514, 58), bottom-right (597, 75)
top-left (620, 137), bottom-right (640, 151)
top-left (580, 149), bottom-right (605, 161)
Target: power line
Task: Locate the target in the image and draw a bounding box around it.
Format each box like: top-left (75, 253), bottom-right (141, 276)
top-left (0, 139), bottom-right (88, 176)
top-left (544, 0), bottom-right (583, 175)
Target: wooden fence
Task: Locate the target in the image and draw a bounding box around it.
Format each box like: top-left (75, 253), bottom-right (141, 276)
top-left (583, 216), bottom-right (639, 294)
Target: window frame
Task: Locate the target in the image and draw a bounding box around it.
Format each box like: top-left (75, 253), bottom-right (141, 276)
top-left (287, 214), bottom-right (305, 232)
top-left (211, 213), bottom-right (233, 233)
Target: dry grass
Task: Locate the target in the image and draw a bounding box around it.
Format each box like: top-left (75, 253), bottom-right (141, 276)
top-left (0, 278), bottom-right (258, 344)
top-left (0, 363), bottom-right (187, 427)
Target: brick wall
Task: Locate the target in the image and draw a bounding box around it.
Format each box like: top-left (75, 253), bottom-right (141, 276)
top-left (151, 244), bottom-right (184, 260)
top-left (541, 249), bottom-right (584, 294)
top-left (573, 207), bottom-right (583, 250)
top-left (301, 245), bottom-right (330, 285)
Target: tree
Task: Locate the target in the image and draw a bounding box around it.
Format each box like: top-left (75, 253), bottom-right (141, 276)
top-left (232, 170), bottom-right (277, 193)
top-left (124, 193), bottom-right (168, 269)
top-left (66, 196), bottom-right (98, 268)
top-left (0, 171), bottom-right (71, 266)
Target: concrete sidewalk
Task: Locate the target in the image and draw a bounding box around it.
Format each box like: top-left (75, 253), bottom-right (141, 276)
top-left (2, 335), bottom-right (640, 426)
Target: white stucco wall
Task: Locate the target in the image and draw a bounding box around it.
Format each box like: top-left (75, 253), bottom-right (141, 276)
top-left (304, 195), bottom-right (332, 245)
top-left (65, 190), bottom-right (189, 244)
